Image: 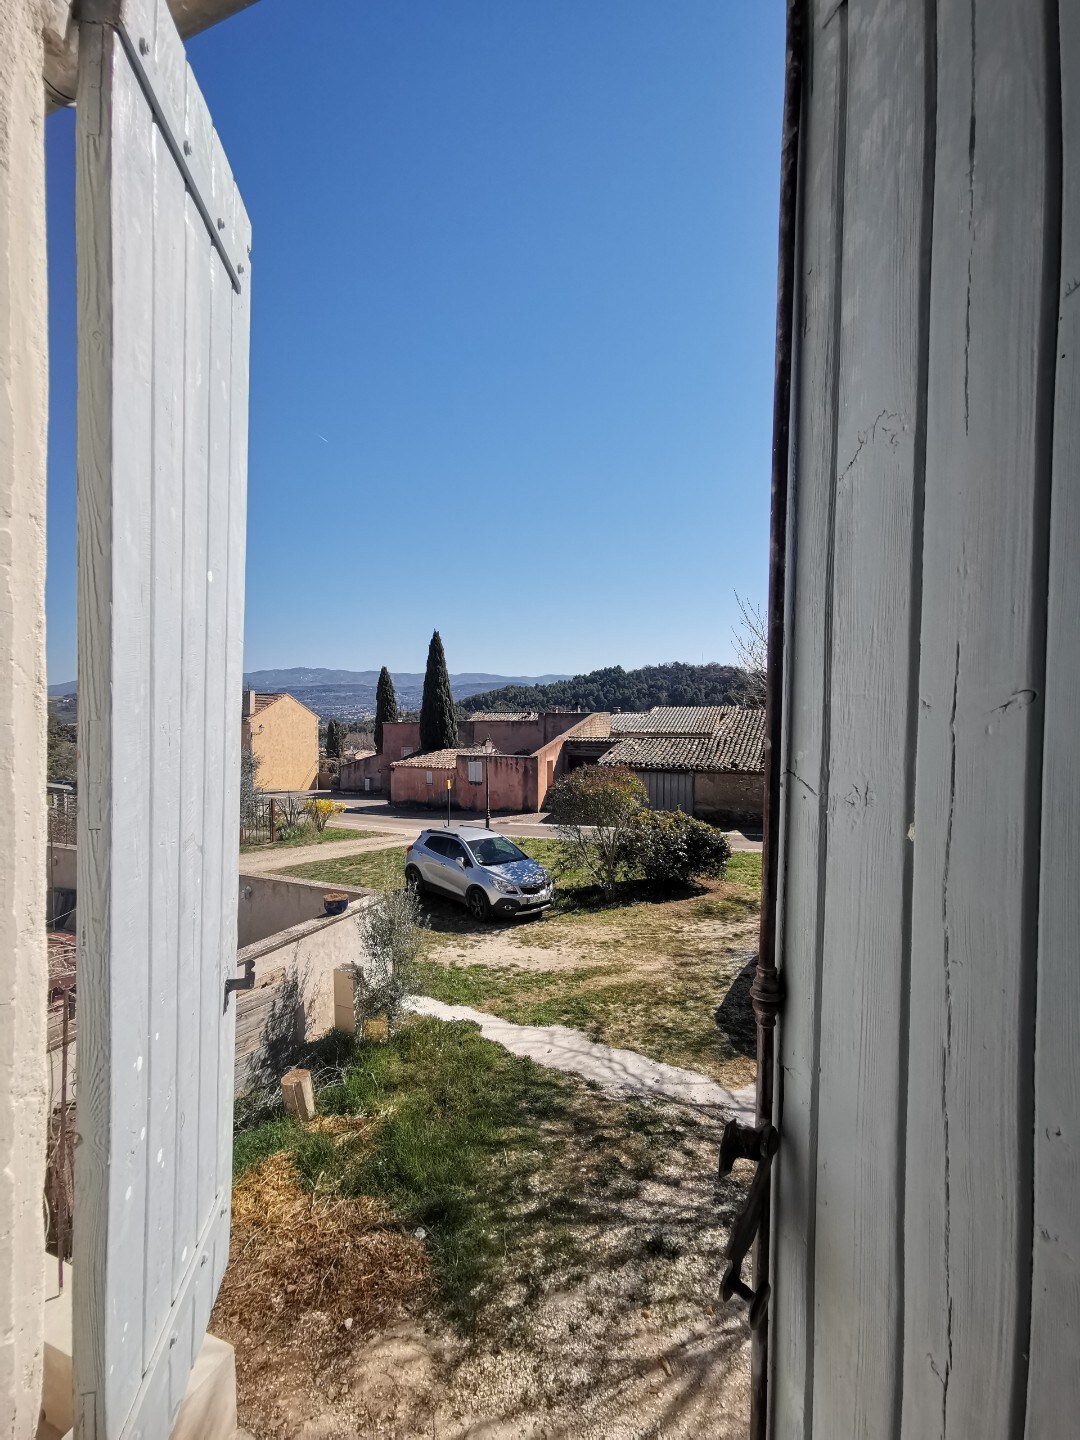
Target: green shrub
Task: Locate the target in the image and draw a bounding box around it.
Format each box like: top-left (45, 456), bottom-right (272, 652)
top-left (545, 765), bottom-right (648, 895)
top-left (627, 808), bottom-right (731, 888)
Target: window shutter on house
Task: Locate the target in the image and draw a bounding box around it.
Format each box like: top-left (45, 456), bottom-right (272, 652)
top-left (73, 3), bottom-right (250, 1434)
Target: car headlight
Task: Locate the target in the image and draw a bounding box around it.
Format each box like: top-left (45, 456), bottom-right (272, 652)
top-left (491, 876), bottom-right (517, 894)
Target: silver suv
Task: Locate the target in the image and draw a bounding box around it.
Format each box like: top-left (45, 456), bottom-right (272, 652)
top-left (404, 826), bottom-right (554, 922)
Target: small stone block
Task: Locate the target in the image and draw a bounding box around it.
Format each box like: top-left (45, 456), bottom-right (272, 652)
top-left (281, 1067), bottom-right (315, 1121)
top-left (362, 1015), bottom-right (389, 1043)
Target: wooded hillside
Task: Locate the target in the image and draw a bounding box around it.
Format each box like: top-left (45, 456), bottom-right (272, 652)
top-left (459, 662), bottom-right (749, 715)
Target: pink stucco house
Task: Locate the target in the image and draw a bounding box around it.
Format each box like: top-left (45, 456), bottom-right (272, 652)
top-left (339, 711), bottom-right (611, 813)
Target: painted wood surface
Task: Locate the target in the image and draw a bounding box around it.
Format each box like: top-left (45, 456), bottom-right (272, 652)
top-left (1026, 2), bottom-right (1079, 1431)
top-left (73, 3), bottom-right (250, 1434)
top-left (770, 1), bottom-right (845, 1432)
top-left (773, 2), bottom-right (1073, 1436)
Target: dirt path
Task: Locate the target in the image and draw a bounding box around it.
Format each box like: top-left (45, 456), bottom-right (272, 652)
top-left (237, 832), bottom-right (405, 875)
top-left (406, 995), bottom-right (756, 1117)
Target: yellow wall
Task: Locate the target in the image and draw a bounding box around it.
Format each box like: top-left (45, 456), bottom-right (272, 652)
top-left (242, 695), bottom-right (319, 791)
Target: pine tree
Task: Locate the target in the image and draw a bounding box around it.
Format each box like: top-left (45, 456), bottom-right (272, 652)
top-left (374, 665), bottom-right (400, 753)
top-left (419, 630), bottom-right (457, 752)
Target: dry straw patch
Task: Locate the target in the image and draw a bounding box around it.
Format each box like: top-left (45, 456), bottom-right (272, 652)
top-left (212, 1150), bottom-right (433, 1394)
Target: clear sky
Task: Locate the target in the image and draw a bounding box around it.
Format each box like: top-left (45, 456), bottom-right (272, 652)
top-left (45, 1), bottom-right (784, 683)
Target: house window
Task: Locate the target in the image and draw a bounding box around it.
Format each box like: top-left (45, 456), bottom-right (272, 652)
top-left (425, 770), bottom-right (433, 785)
top-left (467, 760), bottom-right (483, 784)
top-left (401, 746), bottom-right (414, 758)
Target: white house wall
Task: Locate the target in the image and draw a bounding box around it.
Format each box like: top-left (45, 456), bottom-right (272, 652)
top-left (772, 2), bottom-right (1078, 1437)
top-left (0, 4), bottom-right (50, 1433)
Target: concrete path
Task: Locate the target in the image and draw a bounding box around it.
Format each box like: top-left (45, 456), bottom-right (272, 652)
top-left (405, 995), bottom-right (756, 1119)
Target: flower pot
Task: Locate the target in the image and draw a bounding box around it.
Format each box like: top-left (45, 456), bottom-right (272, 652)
top-left (323, 891), bottom-right (349, 916)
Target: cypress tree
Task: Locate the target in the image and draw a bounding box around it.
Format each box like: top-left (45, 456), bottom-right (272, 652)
top-left (326, 718), bottom-right (343, 758)
top-left (374, 665), bottom-right (399, 753)
top-left (419, 630), bottom-right (457, 752)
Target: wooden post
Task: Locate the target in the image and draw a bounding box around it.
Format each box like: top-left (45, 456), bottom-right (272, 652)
top-left (280, 1068), bottom-right (315, 1122)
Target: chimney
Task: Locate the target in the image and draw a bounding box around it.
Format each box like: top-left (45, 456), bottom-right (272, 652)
top-left (244, 688), bottom-right (256, 717)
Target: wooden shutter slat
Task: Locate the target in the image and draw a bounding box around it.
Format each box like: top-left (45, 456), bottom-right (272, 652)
top-left (141, 107), bottom-right (187, 1368)
top-left (1024, 0), bottom-right (1080, 1428)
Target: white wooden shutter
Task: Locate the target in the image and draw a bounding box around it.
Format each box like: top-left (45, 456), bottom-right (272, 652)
top-left (73, 2), bottom-right (250, 1434)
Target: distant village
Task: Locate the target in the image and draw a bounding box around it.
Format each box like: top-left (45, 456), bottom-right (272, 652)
top-left (241, 630), bottom-right (765, 826)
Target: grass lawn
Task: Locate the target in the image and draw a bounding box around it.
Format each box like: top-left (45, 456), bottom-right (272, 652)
top-left (215, 1018), bottom-right (751, 1437)
top-left (282, 843), bottom-right (410, 889)
top-left (226, 1018), bottom-right (722, 1330)
top-left (239, 825), bottom-right (358, 854)
top-left (278, 841), bottom-right (762, 1089)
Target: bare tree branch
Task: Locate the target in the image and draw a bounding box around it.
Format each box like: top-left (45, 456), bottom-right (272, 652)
top-left (731, 592), bottom-right (767, 707)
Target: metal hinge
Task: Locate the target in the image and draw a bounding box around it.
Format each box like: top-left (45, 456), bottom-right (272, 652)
top-left (224, 954), bottom-right (255, 1007)
top-left (718, 1119), bottom-right (779, 1329)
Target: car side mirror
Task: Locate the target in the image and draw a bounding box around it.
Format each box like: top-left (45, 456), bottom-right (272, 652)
top-left (456, 856), bottom-right (467, 869)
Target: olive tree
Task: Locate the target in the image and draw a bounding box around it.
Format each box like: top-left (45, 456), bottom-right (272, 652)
top-left (351, 887), bottom-right (427, 1033)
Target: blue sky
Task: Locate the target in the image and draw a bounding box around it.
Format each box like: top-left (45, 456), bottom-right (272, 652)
top-left (45, 1), bottom-right (784, 682)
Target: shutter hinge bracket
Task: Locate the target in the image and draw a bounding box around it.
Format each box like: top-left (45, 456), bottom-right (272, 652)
top-left (718, 1119), bottom-right (779, 1329)
top-left (224, 954), bottom-right (255, 1008)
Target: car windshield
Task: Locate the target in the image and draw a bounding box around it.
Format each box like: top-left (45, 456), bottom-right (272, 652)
top-left (467, 836), bottom-right (528, 868)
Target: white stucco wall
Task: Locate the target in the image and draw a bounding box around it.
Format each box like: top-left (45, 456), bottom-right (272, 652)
top-left (0, 2), bottom-right (49, 1432)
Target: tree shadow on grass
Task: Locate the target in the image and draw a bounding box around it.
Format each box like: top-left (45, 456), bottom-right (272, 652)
top-left (713, 952), bottom-right (758, 1060)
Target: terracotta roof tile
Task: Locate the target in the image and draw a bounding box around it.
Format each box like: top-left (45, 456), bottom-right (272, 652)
top-left (598, 708), bottom-right (765, 773)
top-left (391, 746), bottom-right (492, 769)
top-left (609, 706), bottom-right (735, 736)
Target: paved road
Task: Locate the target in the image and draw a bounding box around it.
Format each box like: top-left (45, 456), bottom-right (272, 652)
top-left (321, 793), bottom-right (764, 852)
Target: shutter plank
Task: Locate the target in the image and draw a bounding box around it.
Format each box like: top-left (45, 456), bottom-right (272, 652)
top-left (810, 1), bottom-right (932, 1433)
top-left (74, 26), bottom-right (154, 1433)
top-left (217, 188), bottom-right (251, 1220)
top-left (171, 177), bottom-right (211, 1301)
top-left (1024, 1), bottom-right (1077, 1430)
top-left (771, 2), bottom-right (847, 1434)
top-left (190, 157), bottom-right (235, 1351)
top-left (904, 1), bottom-right (1055, 1432)
top-left (141, 108), bottom-right (186, 1364)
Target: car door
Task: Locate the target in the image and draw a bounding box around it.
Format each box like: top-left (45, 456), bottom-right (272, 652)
top-left (419, 833), bottom-right (449, 888)
top-left (441, 838), bottom-right (474, 899)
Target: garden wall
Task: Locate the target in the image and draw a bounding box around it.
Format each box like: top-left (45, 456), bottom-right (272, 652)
top-left (234, 895), bottom-right (372, 1088)
top-left (237, 871), bottom-right (366, 948)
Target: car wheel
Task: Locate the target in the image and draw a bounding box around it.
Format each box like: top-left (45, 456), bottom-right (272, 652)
top-left (466, 887), bottom-right (491, 923)
top-left (405, 865), bottom-right (425, 897)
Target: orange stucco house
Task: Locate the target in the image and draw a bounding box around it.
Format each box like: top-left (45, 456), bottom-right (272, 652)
top-left (241, 689), bottom-right (320, 791)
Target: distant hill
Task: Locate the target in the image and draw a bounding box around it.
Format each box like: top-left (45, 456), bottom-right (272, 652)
top-left (459, 661), bottom-right (751, 715)
top-left (48, 668), bottom-right (572, 723)
top-left (242, 667), bottom-right (568, 693)
top-left (240, 668), bottom-right (572, 722)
